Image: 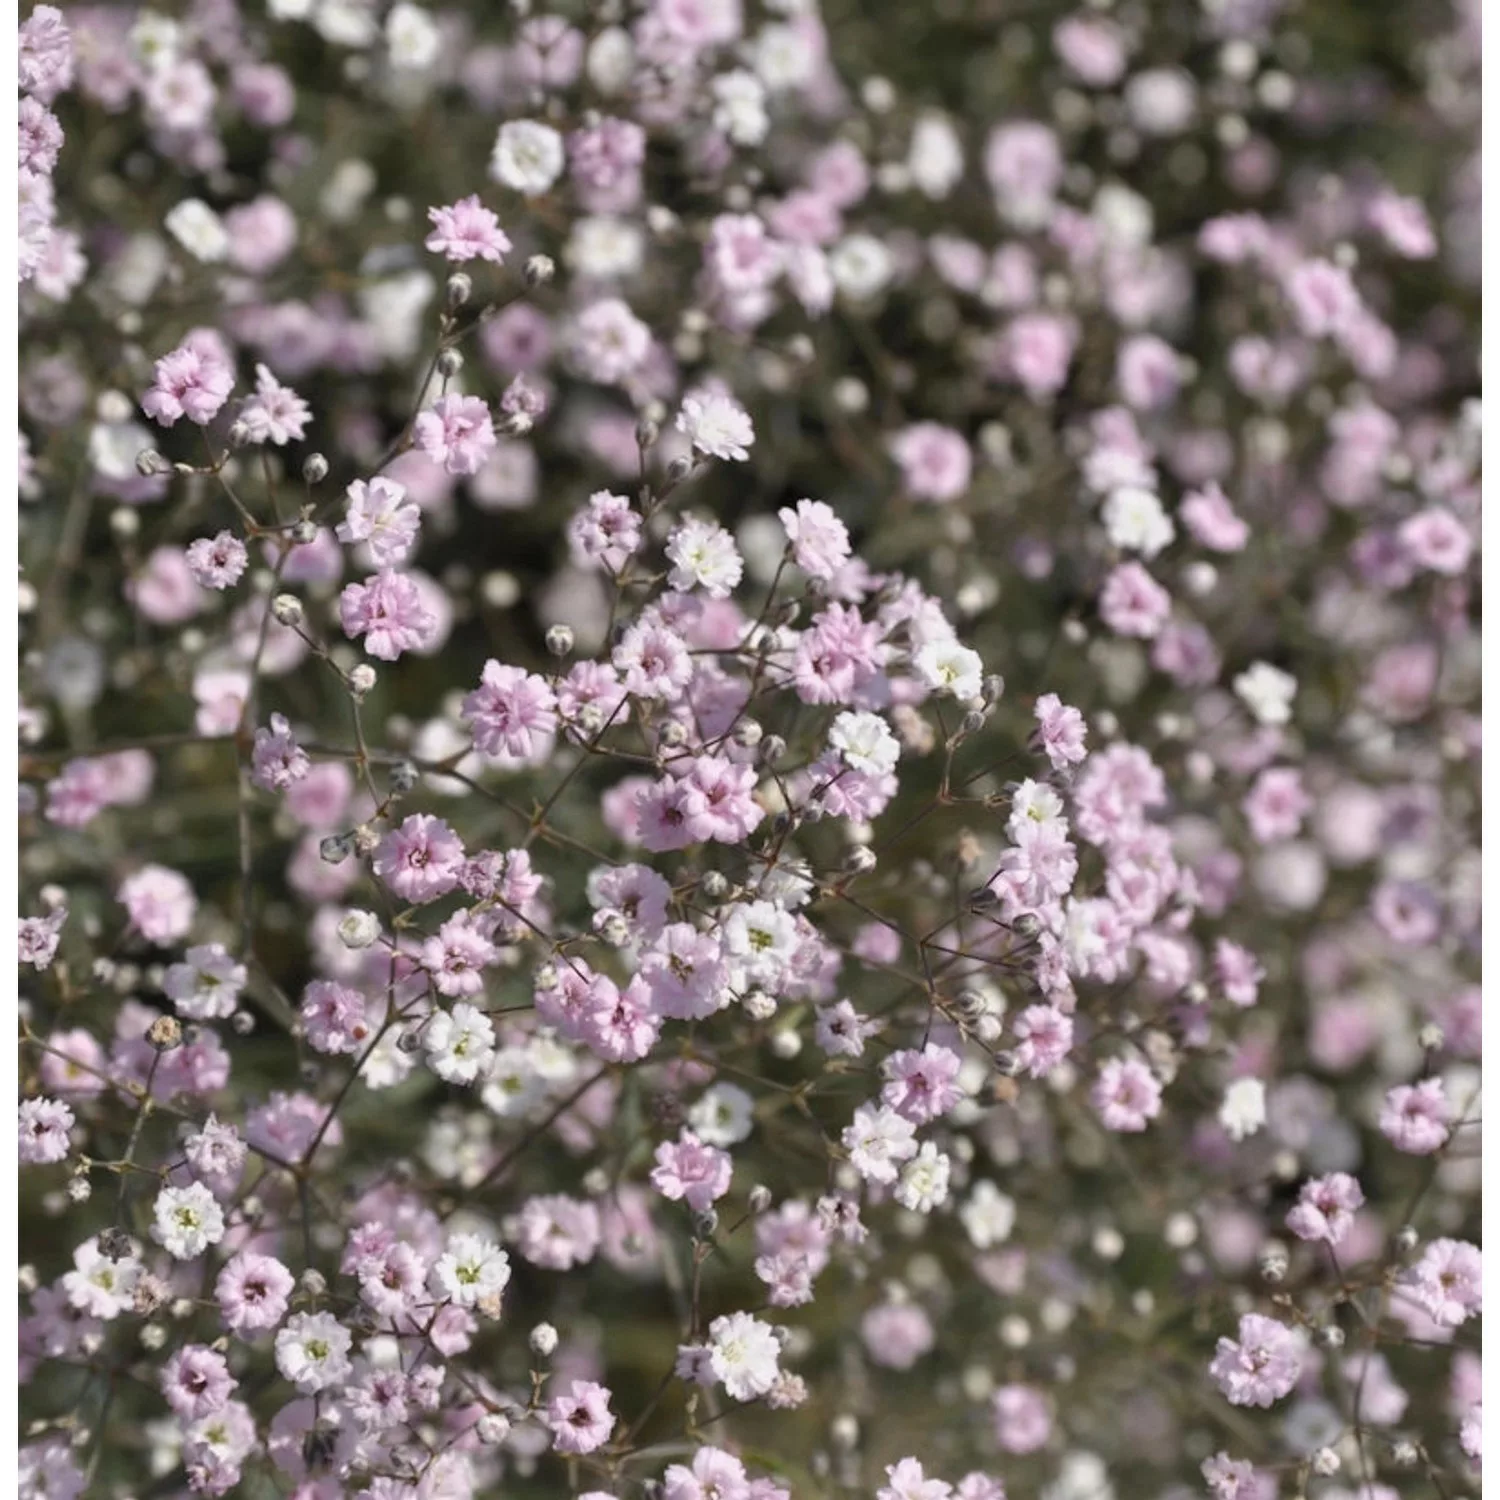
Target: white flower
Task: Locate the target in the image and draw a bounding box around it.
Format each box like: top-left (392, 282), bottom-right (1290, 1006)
top-left (913, 639), bottom-right (984, 702)
top-left (723, 900), bottom-right (799, 987)
top-left (164, 199), bottom-right (228, 263)
top-left (314, 0), bottom-right (379, 48)
top-left (423, 1003), bottom-right (496, 1085)
top-left (1234, 661), bottom-right (1297, 726)
top-left (431, 1233), bottom-right (512, 1307)
top-left (338, 909), bottom-right (382, 949)
top-left (163, 943), bottom-right (247, 1020)
top-left (751, 24), bottom-right (816, 91)
top-left (1092, 183), bottom-right (1155, 250)
top-left (676, 393), bottom-right (754, 462)
top-left (481, 1045), bottom-right (551, 1118)
top-left (908, 113), bottom-right (965, 200)
top-left (129, 12), bottom-right (183, 71)
top-left (1008, 779), bottom-right (1067, 837)
top-left (829, 710), bottom-right (900, 777)
top-left (688, 1083), bottom-right (756, 1147)
top-left (275, 1311), bottom-right (353, 1392)
top-left (1102, 487), bottom-right (1175, 559)
top-left (829, 233), bottom-right (895, 301)
top-left (895, 1141), bottom-right (951, 1213)
top-left (711, 70), bottom-right (769, 146)
top-left (841, 1103), bottom-right (918, 1185)
top-left (1219, 1077), bottom-right (1267, 1142)
top-left (153, 1182), bottom-right (226, 1260)
top-left (666, 518), bottom-right (744, 598)
top-left (63, 1236), bottom-right (142, 1320)
top-left (708, 1311), bottom-right (781, 1401)
top-left (385, 2), bottom-right (439, 68)
top-left (490, 120), bottom-right (565, 196)
top-left (566, 216), bottom-right (645, 280)
top-left (959, 1180), bottom-right (1016, 1248)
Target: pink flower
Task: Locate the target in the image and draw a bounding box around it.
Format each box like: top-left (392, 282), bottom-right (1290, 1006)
top-left (337, 477), bottom-right (422, 567)
top-left (991, 1384), bottom-right (1051, 1453)
top-left (545, 1379), bottom-right (616, 1455)
top-left (664, 1447), bottom-right (752, 1500)
top-left (237, 363), bottom-right (310, 445)
top-left (1214, 940), bottom-right (1264, 1008)
top-left (141, 340), bottom-right (235, 427)
top-left (1242, 767), bottom-right (1310, 843)
top-left (516, 1194), bottom-right (602, 1270)
top-left (1098, 561), bottom-right (1171, 638)
top-left (118, 864), bottom-right (196, 945)
top-left (676, 390), bottom-right (754, 461)
top-left (215, 1251), bottom-right (294, 1332)
top-left (881, 1044), bottom-right (963, 1124)
top-left (1406, 1238), bottom-right (1480, 1327)
top-left (568, 490), bottom-right (642, 572)
top-left (373, 814), bottom-right (466, 904)
top-left (412, 394), bottom-right (496, 476)
top-left (462, 661), bottom-right (558, 761)
top-left (18, 1097), bottom-right (73, 1163)
top-left (162, 1346), bottom-right (235, 1421)
top-left (1091, 1057), bottom-right (1163, 1132)
top-left (1283, 258), bottom-right (1361, 339)
top-left (860, 1300), bottom-right (935, 1370)
top-left (1399, 507), bottom-right (1473, 575)
top-left (1209, 1314), bottom-right (1304, 1407)
top-left (651, 1130), bottom-right (733, 1211)
top-left (1033, 693), bottom-right (1087, 768)
top-left (250, 714), bottom-right (309, 792)
top-left (339, 570), bottom-right (437, 660)
top-left (1286, 1172), bottom-right (1364, 1246)
top-left (424, 194), bottom-right (512, 262)
top-left (779, 498), bottom-right (850, 580)
top-left (1011, 1004), bottom-right (1073, 1077)
top-left (1180, 483), bottom-right (1249, 552)
top-left (878, 1458), bottom-right (952, 1500)
top-left (299, 980), bottom-right (371, 1055)
top-left (1380, 1078), bottom-right (1451, 1154)
top-left (186, 531), bottom-right (249, 589)
top-left (890, 423), bottom-right (972, 502)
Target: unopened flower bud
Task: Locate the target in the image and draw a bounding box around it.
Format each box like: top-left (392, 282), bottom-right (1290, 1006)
top-left (748, 1184), bottom-right (773, 1214)
top-left (228, 419), bottom-right (253, 449)
top-left (1394, 1225), bottom-right (1420, 1254)
top-left (1311, 1447), bottom-right (1340, 1476)
top-left (136, 449), bottom-right (165, 477)
top-left (476, 1412), bottom-right (511, 1444)
top-left (299, 1269), bottom-right (327, 1298)
top-left (147, 1016), bottom-right (182, 1051)
top-left (529, 1323), bottom-right (558, 1357)
top-left (68, 1173), bottom-right (92, 1203)
top-left (348, 663), bottom-right (377, 697)
top-left (1011, 912), bottom-right (1042, 939)
top-left (692, 1208), bottom-right (719, 1239)
top-left (545, 624), bottom-right (574, 657)
top-left (271, 593), bottom-right (304, 627)
top-left (1258, 1245), bottom-right (1289, 1283)
top-left (843, 845), bottom-right (877, 875)
top-left (666, 455), bottom-right (693, 485)
top-left (734, 719), bottom-right (763, 749)
top-left (524, 254), bottom-right (555, 286)
top-left (743, 991), bottom-right (777, 1022)
top-left (319, 833), bottom-right (353, 864)
top-left (388, 761), bottom-right (419, 795)
top-left (1316, 1324), bottom-right (1345, 1349)
top-left (110, 507), bottom-right (140, 539)
top-left (1388, 1440), bottom-right (1418, 1468)
top-left (339, 910), bottom-right (381, 949)
top-left (301, 453), bottom-right (330, 484)
top-left (1418, 1023), bottom-right (1444, 1051)
top-left (446, 273), bottom-right (472, 308)
top-left (760, 734), bottom-right (786, 765)
top-left (290, 518), bottom-right (317, 546)
top-left (437, 348), bottom-right (464, 379)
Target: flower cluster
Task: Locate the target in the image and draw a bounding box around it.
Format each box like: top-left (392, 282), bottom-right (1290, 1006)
top-left (15, 0), bottom-right (1480, 1498)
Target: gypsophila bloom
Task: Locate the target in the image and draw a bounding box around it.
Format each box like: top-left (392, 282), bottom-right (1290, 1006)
top-left (545, 1379), bottom-right (616, 1454)
top-left (1210, 1315), bottom-right (1305, 1407)
top-left (425, 194), bottom-right (512, 262)
top-left (18, 1097), bottom-right (73, 1163)
top-left (708, 1311), bottom-right (782, 1401)
top-left (153, 1183), bottom-right (226, 1260)
top-left (274, 1311), bottom-right (353, 1393)
top-left (431, 1233), bottom-right (512, 1307)
top-left (676, 392), bottom-right (754, 461)
top-left (185, 532), bottom-right (249, 590)
top-left (337, 477), bottom-right (422, 566)
top-left (9, 0), bottom-right (1484, 1486)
